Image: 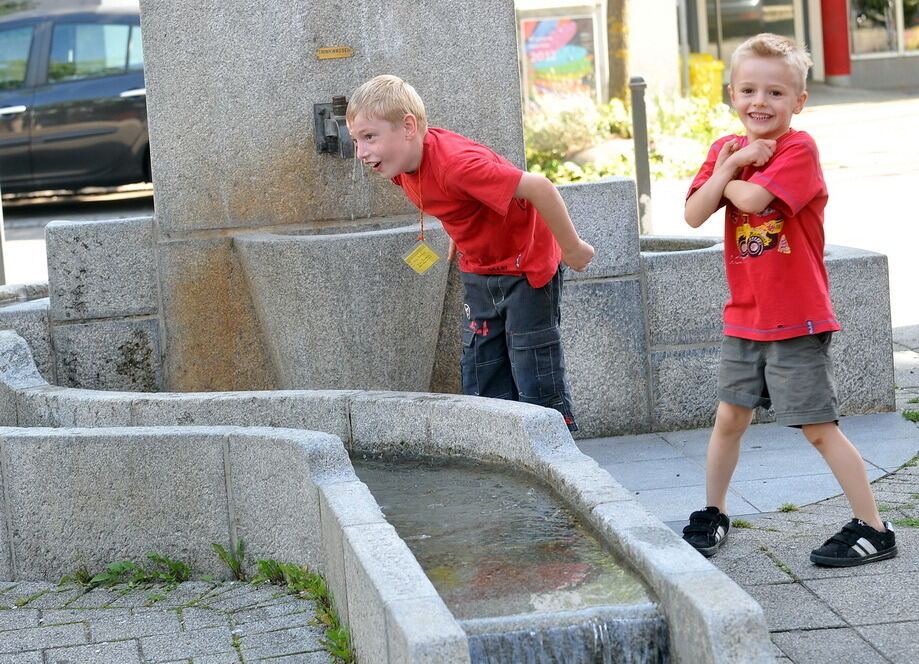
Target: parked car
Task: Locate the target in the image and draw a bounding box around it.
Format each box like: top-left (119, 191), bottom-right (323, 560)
top-left (0, 2), bottom-right (148, 194)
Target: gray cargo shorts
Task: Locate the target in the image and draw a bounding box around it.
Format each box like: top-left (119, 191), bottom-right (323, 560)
top-left (717, 332), bottom-right (839, 427)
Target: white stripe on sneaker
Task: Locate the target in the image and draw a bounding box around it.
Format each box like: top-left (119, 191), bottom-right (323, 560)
top-left (855, 537), bottom-right (877, 556)
top-left (716, 525), bottom-right (725, 542)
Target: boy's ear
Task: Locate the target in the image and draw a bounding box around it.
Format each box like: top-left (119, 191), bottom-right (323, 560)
top-left (402, 113), bottom-right (418, 139)
top-left (793, 90), bottom-right (808, 114)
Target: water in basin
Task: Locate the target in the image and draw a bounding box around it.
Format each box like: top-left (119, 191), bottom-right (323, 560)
top-left (352, 454), bottom-right (651, 619)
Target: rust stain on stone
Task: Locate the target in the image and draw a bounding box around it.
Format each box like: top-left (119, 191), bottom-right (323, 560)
top-left (164, 239), bottom-right (276, 392)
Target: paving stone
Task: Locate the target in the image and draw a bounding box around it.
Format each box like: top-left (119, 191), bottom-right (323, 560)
top-left (771, 627), bottom-right (886, 663)
top-left (247, 653), bottom-right (328, 663)
top-left (0, 582), bottom-right (56, 608)
top-left (237, 626), bottom-right (326, 660)
top-left (143, 583), bottom-right (220, 609)
top-left (19, 586), bottom-right (84, 608)
top-left (0, 609), bottom-right (39, 630)
top-left (91, 610), bottom-right (183, 641)
top-left (230, 610), bottom-right (318, 637)
top-left (45, 639), bottom-right (142, 664)
top-left (805, 572), bottom-right (919, 624)
top-left (189, 655), bottom-right (242, 664)
top-left (41, 609), bottom-right (126, 626)
top-left (65, 587), bottom-right (125, 609)
top-left (0, 623), bottom-right (87, 654)
top-left (181, 608), bottom-right (230, 632)
top-left (0, 653), bottom-right (42, 664)
top-left (139, 626), bottom-right (235, 662)
top-left (743, 583), bottom-right (846, 631)
top-left (196, 586), bottom-right (280, 612)
top-left (857, 621), bottom-right (919, 664)
top-left (230, 599), bottom-right (317, 624)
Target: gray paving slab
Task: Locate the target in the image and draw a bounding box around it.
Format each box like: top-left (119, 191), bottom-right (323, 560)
top-left (632, 485), bottom-right (759, 522)
top-left (0, 610), bottom-right (39, 631)
top-left (728, 473), bottom-right (848, 513)
top-left (771, 627), bottom-right (887, 664)
top-left (742, 583), bottom-right (847, 631)
top-left (45, 639), bottom-right (142, 664)
top-left (139, 626), bottom-right (235, 662)
top-left (237, 626), bottom-right (327, 660)
top-left (576, 433), bottom-right (680, 463)
top-left (804, 571), bottom-right (919, 625)
top-left (0, 653), bottom-right (41, 664)
top-left (0, 623), bottom-right (87, 654)
top-left (856, 622), bottom-right (919, 664)
top-left (593, 456), bottom-right (706, 491)
top-left (90, 611), bottom-right (182, 641)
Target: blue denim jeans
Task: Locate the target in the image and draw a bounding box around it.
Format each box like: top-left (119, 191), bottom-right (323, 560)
top-left (459, 267), bottom-right (577, 431)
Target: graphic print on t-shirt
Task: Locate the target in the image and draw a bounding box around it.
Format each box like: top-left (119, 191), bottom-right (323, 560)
top-left (732, 209), bottom-right (789, 258)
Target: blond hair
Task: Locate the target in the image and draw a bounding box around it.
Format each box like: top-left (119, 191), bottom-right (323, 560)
top-left (346, 75), bottom-right (427, 131)
top-left (730, 33), bottom-right (812, 91)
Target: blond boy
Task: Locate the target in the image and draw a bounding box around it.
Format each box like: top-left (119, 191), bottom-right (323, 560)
top-left (682, 34), bottom-right (896, 566)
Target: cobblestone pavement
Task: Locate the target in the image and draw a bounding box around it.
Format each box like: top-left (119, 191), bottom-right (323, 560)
top-left (0, 580), bottom-right (329, 664)
top-left (709, 327), bottom-right (919, 663)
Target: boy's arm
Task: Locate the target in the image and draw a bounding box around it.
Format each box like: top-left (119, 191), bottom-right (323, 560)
top-left (685, 138), bottom-right (777, 227)
top-left (514, 172), bottom-right (595, 271)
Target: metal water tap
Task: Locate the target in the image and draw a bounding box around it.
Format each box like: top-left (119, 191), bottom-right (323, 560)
top-left (313, 95), bottom-right (353, 158)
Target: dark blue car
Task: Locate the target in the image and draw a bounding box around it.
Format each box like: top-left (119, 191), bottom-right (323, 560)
top-left (0, 2), bottom-right (148, 194)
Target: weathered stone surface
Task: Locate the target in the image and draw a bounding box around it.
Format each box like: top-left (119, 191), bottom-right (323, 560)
top-left (642, 238), bottom-right (726, 347)
top-left (563, 278), bottom-right (651, 437)
top-left (157, 237), bottom-right (276, 392)
top-left (0, 331), bottom-right (48, 426)
top-left (139, 0), bottom-right (523, 233)
top-left (650, 345), bottom-right (721, 431)
top-left (429, 263), bottom-right (464, 394)
top-left (52, 318), bottom-right (162, 392)
top-left (235, 221), bottom-right (450, 391)
top-left (559, 178), bottom-right (641, 279)
top-left (3, 428), bottom-right (231, 579)
top-left (45, 217), bottom-right (158, 321)
top-left (0, 299), bottom-right (53, 383)
top-left (386, 597), bottom-right (470, 664)
top-left (15, 387), bottom-right (134, 428)
top-left (227, 429), bottom-right (352, 574)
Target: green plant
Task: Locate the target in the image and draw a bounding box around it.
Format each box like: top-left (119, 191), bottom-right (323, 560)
top-left (59, 552), bottom-right (94, 587)
top-left (903, 410), bottom-right (919, 423)
top-left (731, 519), bottom-right (753, 528)
top-left (879, 503), bottom-right (915, 513)
top-left (778, 503), bottom-right (799, 512)
top-left (903, 453), bottom-right (919, 468)
top-left (254, 559), bottom-right (354, 664)
top-left (60, 552), bottom-right (192, 591)
top-left (212, 540), bottom-right (247, 581)
top-left (907, 397), bottom-right (919, 404)
top-left (892, 518), bottom-right (919, 528)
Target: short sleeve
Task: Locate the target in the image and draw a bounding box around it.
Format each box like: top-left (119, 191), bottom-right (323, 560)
top-left (442, 152), bottom-right (523, 216)
top-left (748, 137), bottom-right (822, 217)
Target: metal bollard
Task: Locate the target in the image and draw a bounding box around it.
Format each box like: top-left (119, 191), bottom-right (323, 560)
top-left (629, 76), bottom-right (652, 234)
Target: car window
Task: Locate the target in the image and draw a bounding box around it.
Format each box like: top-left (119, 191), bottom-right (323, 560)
top-left (127, 24), bottom-right (143, 71)
top-left (0, 25), bottom-right (33, 91)
top-left (49, 22), bottom-right (132, 82)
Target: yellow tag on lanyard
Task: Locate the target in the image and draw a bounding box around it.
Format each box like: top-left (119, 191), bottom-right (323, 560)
top-left (403, 241), bottom-right (440, 275)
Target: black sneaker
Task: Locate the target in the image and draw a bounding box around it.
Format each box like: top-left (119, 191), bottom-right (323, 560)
top-left (810, 519), bottom-right (897, 567)
top-left (682, 506), bottom-right (730, 557)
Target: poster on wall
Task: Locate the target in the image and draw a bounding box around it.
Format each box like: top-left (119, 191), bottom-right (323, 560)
top-left (520, 15), bottom-right (598, 100)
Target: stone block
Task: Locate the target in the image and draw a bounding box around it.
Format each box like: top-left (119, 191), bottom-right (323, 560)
top-left (544, 458), bottom-right (636, 511)
top-left (2, 428), bottom-right (231, 580)
top-left (429, 263), bottom-right (464, 394)
top-left (227, 429), bottom-right (352, 574)
top-left (348, 392), bottom-right (433, 453)
top-left (563, 278), bottom-right (651, 437)
top-left (0, 331), bottom-right (48, 426)
top-left (0, 299), bottom-right (53, 383)
top-left (826, 247), bottom-right (896, 414)
top-left (650, 345), bottom-right (720, 431)
top-left (386, 597), bottom-right (470, 664)
top-left (158, 237), bottom-right (276, 392)
top-left (558, 178), bottom-right (641, 279)
top-left (234, 221), bottom-right (450, 392)
top-left (138, 0), bottom-right (522, 233)
top-left (341, 521), bottom-right (440, 664)
top-left (52, 318), bottom-right (162, 392)
top-left (15, 387), bottom-right (134, 428)
top-left (318, 480), bottom-right (387, 626)
top-left (130, 391), bottom-right (353, 443)
top-left (45, 217), bottom-right (157, 321)
top-left (642, 238), bottom-right (726, 346)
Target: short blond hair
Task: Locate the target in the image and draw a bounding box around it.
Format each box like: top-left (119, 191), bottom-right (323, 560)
top-left (730, 33), bottom-right (812, 92)
top-left (346, 75), bottom-right (427, 131)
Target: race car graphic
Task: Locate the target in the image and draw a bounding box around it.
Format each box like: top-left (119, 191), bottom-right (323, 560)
top-left (735, 214), bottom-right (785, 258)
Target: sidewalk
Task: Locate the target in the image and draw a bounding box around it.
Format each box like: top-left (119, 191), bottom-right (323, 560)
top-left (0, 580), bottom-right (328, 663)
top-left (578, 326), bottom-right (919, 663)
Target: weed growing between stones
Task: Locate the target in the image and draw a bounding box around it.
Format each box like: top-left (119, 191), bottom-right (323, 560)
top-left (778, 503), bottom-right (799, 512)
top-left (212, 540), bottom-right (247, 581)
top-left (731, 519), bottom-right (753, 529)
top-left (903, 410), bottom-right (919, 423)
top-left (59, 551), bottom-right (190, 591)
top-left (892, 518), bottom-right (919, 528)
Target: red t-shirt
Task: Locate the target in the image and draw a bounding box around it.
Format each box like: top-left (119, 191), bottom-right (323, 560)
top-left (688, 129), bottom-right (840, 341)
top-left (392, 128), bottom-right (561, 288)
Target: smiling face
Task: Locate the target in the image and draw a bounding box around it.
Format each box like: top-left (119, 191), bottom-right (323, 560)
top-left (347, 111), bottom-right (422, 179)
top-left (729, 55), bottom-right (808, 142)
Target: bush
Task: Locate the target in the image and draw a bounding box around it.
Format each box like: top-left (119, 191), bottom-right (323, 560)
top-left (523, 93), bottom-right (743, 184)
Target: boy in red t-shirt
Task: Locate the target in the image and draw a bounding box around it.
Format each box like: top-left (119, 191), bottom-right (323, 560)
top-left (681, 34), bottom-right (896, 566)
top-left (345, 75), bottom-right (595, 431)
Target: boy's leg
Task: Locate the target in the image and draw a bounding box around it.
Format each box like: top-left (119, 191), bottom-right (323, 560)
top-left (801, 422), bottom-right (883, 530)
top-left (706, 401), bottom-right (754, 512)
top-left (459, 272), bottom-right (517, 401)
top-left (501, 268), bottom-right (577, 430)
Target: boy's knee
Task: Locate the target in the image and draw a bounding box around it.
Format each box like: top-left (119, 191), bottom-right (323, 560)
top-left (802, 422), bottom-right (838, 448)
top-left (715, 402), bottom-right (753, 432)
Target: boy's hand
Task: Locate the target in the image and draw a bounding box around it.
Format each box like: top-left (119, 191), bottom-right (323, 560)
top-left (562, 240), bottom-right (595, 272)
top-left (730, 139), bottom-right (776, 169)
top-left (714, 139), bottom-right (741, 173)
top-left (447, 238), bottom-right (456, 262)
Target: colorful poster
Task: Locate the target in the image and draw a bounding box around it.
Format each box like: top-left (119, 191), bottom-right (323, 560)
top-left (521, 16), bottom-right (597, 99)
